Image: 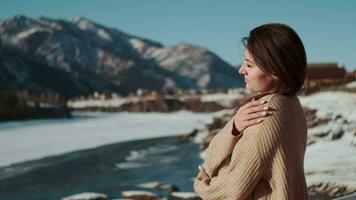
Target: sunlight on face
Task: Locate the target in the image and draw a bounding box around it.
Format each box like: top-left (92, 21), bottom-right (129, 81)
top-left (238, 49), bottom-right (277, 94)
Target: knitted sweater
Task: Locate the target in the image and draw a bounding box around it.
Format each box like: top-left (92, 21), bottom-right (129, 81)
top-left (194, 93), bottom-right (309, 200)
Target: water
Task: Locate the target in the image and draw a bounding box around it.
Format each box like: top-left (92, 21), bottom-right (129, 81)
top-left (0, 111), bottom-right (216, 167)
top-left (0, 135), bottom-right (202, 200)
top-left (0, 111), bottom-right (215, 199)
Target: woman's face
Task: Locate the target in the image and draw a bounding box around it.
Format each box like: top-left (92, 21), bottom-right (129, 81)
top-left (238, 49), bottom-right (277, 94)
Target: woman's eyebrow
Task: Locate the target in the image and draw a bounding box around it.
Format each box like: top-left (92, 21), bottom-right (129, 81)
top-left (244, 58), bottom-right (256, 64)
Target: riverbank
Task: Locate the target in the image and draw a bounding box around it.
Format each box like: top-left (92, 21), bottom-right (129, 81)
top-left (0, 91), bottom-right (71, 122)
top-left (0, 110), bottom-right (227, 167)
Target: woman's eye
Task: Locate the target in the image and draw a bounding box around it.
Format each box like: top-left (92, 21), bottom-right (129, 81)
top-left (247, 64), bottom-right (251, 68)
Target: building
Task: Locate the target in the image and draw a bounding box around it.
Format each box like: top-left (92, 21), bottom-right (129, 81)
top-left (304, 63), bottom-right (346, 93)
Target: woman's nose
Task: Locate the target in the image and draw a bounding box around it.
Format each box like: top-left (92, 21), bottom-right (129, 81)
top-left (238, 64), bottom-right (246, 75)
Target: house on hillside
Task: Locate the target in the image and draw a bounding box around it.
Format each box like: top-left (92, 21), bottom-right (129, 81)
top-left (304, 63), bottom-right (346, 92)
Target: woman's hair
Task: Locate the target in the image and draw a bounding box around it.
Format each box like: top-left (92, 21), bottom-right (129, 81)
top-left (242, 23), bottom-right (307, 96)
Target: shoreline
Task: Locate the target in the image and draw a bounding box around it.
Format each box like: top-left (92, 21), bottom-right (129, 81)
top-left (0, 110), bottom-right (226, 168)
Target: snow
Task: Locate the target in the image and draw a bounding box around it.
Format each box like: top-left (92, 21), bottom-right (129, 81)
top-left (299, 91), bottom-right (356, 187)
top-left (346, 81), bottom-right (356, 89)
top-left (0, 111), bottom-right (221, 167)
top-left (129, 38), bottom-right (147, 52)
top-left (15, 27), bottom-right (49, 41)
top-left (115, 146), bottom-right (179, 169)
top-left (299, 91), bottom-right (356, 122)
top-left (136, 181), bottom-right (167, 189)
top-left (304, 131), bottom-right (356, 187)
top-left (67, 98), bottom-right (128, 108)
top-left (121, 190), bottom-right (158, 197)
top-left (97, 29), bottom-right (112, 42)
top-left (171, 192), bottom-right (199, 198)
top-left (72, 17), bottom-right (112, 42)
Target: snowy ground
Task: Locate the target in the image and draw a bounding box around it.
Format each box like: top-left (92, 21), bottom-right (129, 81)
top-left (299, 91), bottom-right (356, 187)
top-left (200, 89), bottom-right (250, 107)
top-left (299, 91), bottom-right (356, 122)
top-left (0, 110), bottom-right (228, 168)
top-left (67, 97), bottom-right (132, 109)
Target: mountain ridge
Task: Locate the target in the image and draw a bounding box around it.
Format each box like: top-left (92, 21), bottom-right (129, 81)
top-left (0, 15), bottom-right (243, 98)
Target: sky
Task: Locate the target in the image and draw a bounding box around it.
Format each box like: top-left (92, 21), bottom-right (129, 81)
top-left (0, 0), bottom-right (355, 71)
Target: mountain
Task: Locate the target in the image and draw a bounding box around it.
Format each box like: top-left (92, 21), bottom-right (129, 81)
top-left (0, 15), bottom-right (243, 98)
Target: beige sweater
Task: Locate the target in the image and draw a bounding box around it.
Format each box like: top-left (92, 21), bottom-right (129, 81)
top-left (194, 93), bottom-right (309, 200)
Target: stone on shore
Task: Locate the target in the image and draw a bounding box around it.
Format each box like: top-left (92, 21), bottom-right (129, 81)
top-left (62, 192), bottom-right (108, 200)
top-left (169, 192), bottom-right (201, 200)
top-left (121, 191), bottom-right (160, 200)
top-left (308, 182), bottom-right (356, 199)
top-left (137, 181), bottom-right (179, 192)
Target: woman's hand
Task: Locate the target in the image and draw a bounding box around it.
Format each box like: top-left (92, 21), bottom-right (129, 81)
top-left (197, 165), bottom-right (210, 184)
top-left (233, 98), bottom-right (271, 134)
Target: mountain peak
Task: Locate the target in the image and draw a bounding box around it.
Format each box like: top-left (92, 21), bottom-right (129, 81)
top-left (71, 16), bottom-right (101, 31)
top-left (71, 16), bottom-right (96, 27)
top-left (0, 15), bottom-right (34, 28)
top-left (0, 15), bottom-right (242, 97)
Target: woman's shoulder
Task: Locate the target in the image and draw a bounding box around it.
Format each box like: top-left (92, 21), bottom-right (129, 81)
top-left (241, 97), bottom-right (286, 146)
top-left (242, 93), bottom-right (298, 134)
top-left (253, 93), bottom-right (298, 107)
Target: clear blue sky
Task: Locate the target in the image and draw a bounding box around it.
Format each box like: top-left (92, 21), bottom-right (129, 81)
top-left (1, 0), bottom-right (355, 71)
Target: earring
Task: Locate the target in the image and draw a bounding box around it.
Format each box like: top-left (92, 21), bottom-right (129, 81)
top-left (272, 74), bottom-right (278, 81)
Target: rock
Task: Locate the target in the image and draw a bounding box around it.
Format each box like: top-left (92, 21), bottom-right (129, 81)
top-left (110, 199), bottom-right (135, 200)
top-left (309, 117), bottom-right (331, 128)
top-left (307, 138), bottom-right (316, 145)
top-left (169, 192), bottom-right (201, 200)
top-left (303, 107), bottom-right (331, 128)
top-left (334, 193), bottom-right (356, 200)
top-left (308, 182), bottom-right (356, 199)
top-left (198, 113), bottom-right (232, 150)
top-left (313, 131), bottom-right (329, 138)
top-left (176, 129), bottom-right (199, 144)
top-left (121, 191), bottom-right (160, 200)
top-left (62, 192), bottom-right (108, 200)
top-left (334, 114), bottom-right (343, 120)
top-left (207, 116), bottom-right (227, 131)
top-left (330, 127), bottom-right (344, 140)
top-left (341, 119), bottom-right (349, 124)
top-left (137, 181), bottom-right (180, 192)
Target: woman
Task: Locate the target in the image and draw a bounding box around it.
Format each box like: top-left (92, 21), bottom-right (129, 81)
top-left (194, 23), bottom-right (309, 200)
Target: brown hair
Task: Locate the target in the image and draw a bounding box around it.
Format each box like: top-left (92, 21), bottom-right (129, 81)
top-left (242, 23), bottom-right (307, 96)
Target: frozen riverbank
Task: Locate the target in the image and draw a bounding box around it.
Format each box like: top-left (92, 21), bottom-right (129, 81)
top-left (0, 110), bottom-right (228, 167)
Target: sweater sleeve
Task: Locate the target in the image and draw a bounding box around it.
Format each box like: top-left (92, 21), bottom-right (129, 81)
top-left (203, 115), bottom-right (242, 178)
top-left (194, 95), bottom-right (284, 200)
top-left (194, 125), bottom-right (263, 200)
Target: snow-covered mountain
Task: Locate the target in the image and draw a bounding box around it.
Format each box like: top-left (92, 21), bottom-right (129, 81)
top-left (0, 15), bottom-right (243, 98)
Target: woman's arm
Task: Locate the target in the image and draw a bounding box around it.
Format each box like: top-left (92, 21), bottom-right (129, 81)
top-left (194, 128), bottom-right (263, 200)
top-left (203, 97), bottom-right (269, 178)
top-left (194, 95), bottom-right (284, 200)
top-left (203, 116), bottom-right (242, 178)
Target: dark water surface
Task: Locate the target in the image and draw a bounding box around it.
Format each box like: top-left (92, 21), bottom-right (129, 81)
top-left (0, 136), bottom-right (202, 200)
